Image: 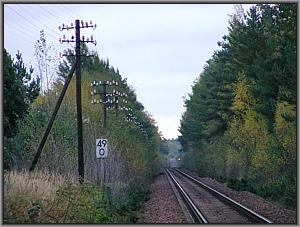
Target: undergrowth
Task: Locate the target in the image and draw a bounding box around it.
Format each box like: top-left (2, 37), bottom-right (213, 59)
top-left (3, 170), bottom-right (151, 224)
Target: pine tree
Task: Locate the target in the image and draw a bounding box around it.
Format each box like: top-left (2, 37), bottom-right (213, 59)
top-left (4, 49), bottom-right (40, 138)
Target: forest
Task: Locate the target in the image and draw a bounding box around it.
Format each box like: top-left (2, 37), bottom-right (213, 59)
top-left (3, 3), bottom-right (297, 224)
top-left (4, 38), bottom-right (165, 223)
top-left (179, 4), bottom-right (296, 208)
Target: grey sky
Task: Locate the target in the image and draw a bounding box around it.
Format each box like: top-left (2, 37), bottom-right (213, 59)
top-left (4, 4), bottom-right (252, 139)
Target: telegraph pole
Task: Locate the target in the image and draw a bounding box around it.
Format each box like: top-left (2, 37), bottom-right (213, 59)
top-left (29, 64), bottom-right (76, 172)
top-left (102, 83), bottom-right (107, 128)
top-left (30, 20), bottom-right (97, 183)
top-left (114, 96), bottom-right (119, 116)
top-left (75, 19), bottom-right (84, 184)
top-left (90, 80), bottom-right (119, 128)
top-left (59, 19), bottom-right (97, 184)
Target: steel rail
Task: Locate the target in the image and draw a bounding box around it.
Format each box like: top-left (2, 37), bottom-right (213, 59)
top-left (174, 168), bottom-right (272, 224)
top-left (165, 168), bottom-right (208, 223)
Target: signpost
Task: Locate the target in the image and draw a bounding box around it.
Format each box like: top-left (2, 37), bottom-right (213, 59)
top-left (96, 138), bottom-right (108, 158)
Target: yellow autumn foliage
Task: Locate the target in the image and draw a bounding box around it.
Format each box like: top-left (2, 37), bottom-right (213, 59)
top-left (232, 73), bottom-right (256, 117)
top-left (274, 101), bottom-right (296, 166)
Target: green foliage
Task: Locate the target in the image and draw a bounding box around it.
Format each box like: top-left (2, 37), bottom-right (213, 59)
top-left (180, 4), bottom-right (296, 209)
top-left (3, 49), bottom-right (40, 170)
top-left (159, 138), bottom-right (169, 155)
top-left (116, 178), bottom-right (151, 223)
top-left (126, 178), bottom-right (151, 210)
top-left (6, 43), bottom-right (162, 222)
top-left (3, 49), bottom-right (40, 138)
top-left (225, 178), bottom-right (256, 193)
top-left (27, 201), bottom-right (42, 223)
top-left (50, 181), bottom-right (151, 224)
top-left (54, 183), bottom-right (116, 223)
top-left (274, 101), bottom-right (296, 161)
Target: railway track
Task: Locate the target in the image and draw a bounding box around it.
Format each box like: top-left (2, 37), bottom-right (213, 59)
top-left (166, 168), bottom-right (272, 224)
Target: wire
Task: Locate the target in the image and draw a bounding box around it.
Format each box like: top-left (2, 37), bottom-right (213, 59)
top-left (61, 5), bottom-right (89, 22)
top-left (7, 6), bottom-right (41, 30)
top-left (37, 5), bottom-right (62, 24)
top-left (18, 4), bottom-right (59, 28)
top-left (56, 5), bottom-right (77, 20)
top-left (16, 5), bottom-right (61, 36)
top-left (5, 21), bottom-right (38, 40)
top-left (6, 6), bottom-right (58, 40)
top-left (5, 24), bottom-right (36, 42)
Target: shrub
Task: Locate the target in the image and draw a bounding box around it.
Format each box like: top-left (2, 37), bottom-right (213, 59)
top-left (3, 170), bottom-right (76, 223)
top-left (3, 170), bottom-right (153, 224)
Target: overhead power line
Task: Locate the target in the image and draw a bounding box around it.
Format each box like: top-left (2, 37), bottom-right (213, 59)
top-left (7, 6), bottom-right (59, 40)
top-left (5, 26), bottom-right (34, 44)
top-left (18, 4), bottom-right (60, 28)
top-left (37, 4), bottom-right (62, 23)
top-left (30, 18), bottom-right (98, 186)
top-left (5, 22), bottom-right (37, 40)
top-left (15, 5), bottom-right (61, 37)
top-left (60, 5), bottom-right (89, 21)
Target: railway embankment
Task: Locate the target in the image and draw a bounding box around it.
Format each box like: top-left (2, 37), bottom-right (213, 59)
top-left (137, 173), bottom-right (187, 223)
top-left (139, 169), bottom-right (296, 224)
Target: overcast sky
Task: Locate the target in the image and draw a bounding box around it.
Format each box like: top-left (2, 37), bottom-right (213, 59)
top-left (4, 4), bottom-right (253, 139)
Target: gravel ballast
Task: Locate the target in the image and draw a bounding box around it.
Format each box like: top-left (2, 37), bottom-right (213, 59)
top-left (139, 170), bottom-right (296, 224)
top-left (138, 173), bottom-right (187, 224)
top-left (186, 171), bottom-right (297, 224)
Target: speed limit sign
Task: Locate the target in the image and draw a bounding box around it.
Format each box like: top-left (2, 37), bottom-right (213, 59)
top-left (96, 138), bottom-right (108, 158)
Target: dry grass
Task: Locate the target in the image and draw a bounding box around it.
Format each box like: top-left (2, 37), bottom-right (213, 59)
top-left (4, 170), bottom-right (76, 201)
top-left (3, 170), bottom-right (77, 223)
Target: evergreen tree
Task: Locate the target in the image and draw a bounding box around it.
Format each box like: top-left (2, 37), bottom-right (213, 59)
top-left (179, 3), bottom-right (296, 208)
top-left (4, 49), bottom-right (40, 138)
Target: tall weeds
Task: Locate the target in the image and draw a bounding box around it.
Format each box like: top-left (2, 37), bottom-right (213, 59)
top-left (3, 170), bottom-right (76, 223)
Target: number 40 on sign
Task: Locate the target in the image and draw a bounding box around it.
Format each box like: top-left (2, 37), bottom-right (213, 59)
top-left (96, 138), bottom-right (108, 158)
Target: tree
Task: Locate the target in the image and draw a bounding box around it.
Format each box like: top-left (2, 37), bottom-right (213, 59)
top-left (34, 30), bottom-right (59, 93)
top-left (179, 3), bottom-right (296, 208)
top-left (4, 49), bottom-right (40, 170)
top-left (57, 43), bottom-right (99, 81)
top-left (4, 49), bottom-right (40, 138)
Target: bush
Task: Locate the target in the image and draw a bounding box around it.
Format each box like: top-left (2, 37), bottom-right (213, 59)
top-left (114, 178), bottom-right (151, 223)
top-left (3, 170), bottom-right (153, 224)
top-left (225, 178), bottom-right (256, 193)
top-left (54, 183), bottom-right (116, 223)
top-left (3, 170), bottom-right (76, 223)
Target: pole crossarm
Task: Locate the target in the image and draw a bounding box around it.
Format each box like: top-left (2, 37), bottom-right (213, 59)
top-left (89, 80), bottom-right (147, 137)
top-left (58, 19), bottom-right (97, 184)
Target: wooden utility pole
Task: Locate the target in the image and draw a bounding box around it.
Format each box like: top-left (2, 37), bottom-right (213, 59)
top-left (30, 20), bottom-right (97, 185)
top-left (75, 19), bottom-right (84, 184)
top-left (29, 64), bottom-right (76, 172)
top-left (102, 83), bottom-right (107, 128)
top-left (90, 80), bottom-right (119, 128)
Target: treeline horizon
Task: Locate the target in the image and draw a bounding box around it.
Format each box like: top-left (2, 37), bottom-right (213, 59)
top-left (179, 3), bottom-right (296, 208)
top-left (4, 37), bottom-right (165, 222)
